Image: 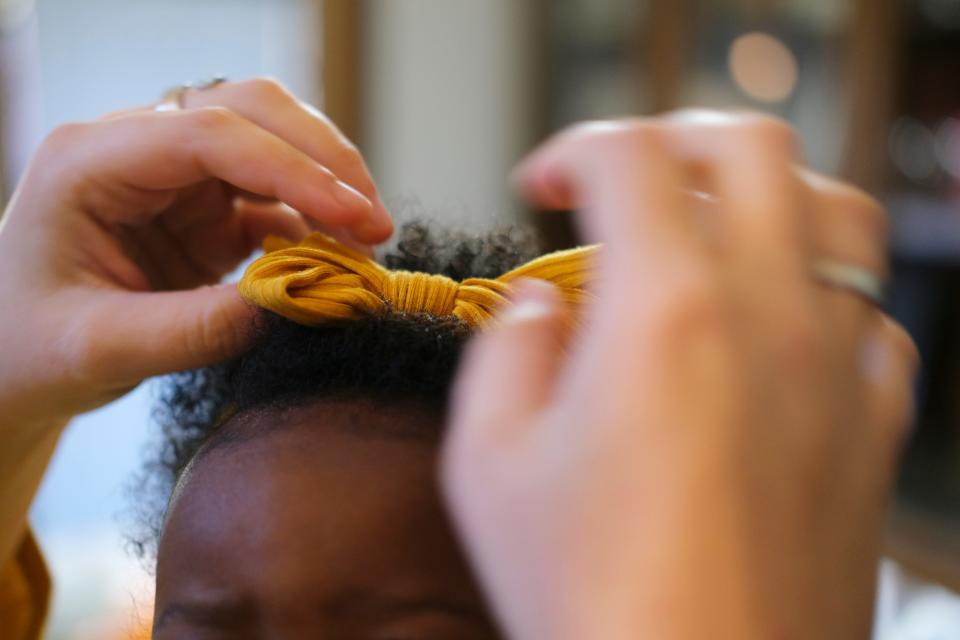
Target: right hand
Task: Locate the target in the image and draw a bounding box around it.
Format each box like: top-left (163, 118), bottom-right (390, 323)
top-left (442, 112), bottom-right (918, 640)
top-left (0, 77), bottom-right (393, 424)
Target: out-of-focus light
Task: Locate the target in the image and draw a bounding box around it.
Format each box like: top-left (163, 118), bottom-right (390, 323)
top-left (935, 118), bottom-right (960, 178)
top-left (728, 32), bottom-right (798, 103)
top-left (889, 117), bottom-right (940, 183)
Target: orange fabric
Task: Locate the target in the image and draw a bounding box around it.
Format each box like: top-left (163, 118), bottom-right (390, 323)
top-left (239, 232), bottom-right (599, 328)
top-left (0, 532), bottom-right (50, 640)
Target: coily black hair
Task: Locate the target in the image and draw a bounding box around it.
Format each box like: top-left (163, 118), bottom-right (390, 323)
top-left (127, 221), bottom-right (540, 562)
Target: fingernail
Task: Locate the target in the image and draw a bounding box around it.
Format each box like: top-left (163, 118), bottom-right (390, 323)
top-left (502, 278), bottom-right (559, 323)
top-left (349, 200), bottom-right (394, 244)
top-left (333, 180), bottom-right (373, 212)
top-left (351, 219), bottom-right (388, 243)
top-left (373, 198), bottom-right (394, 233)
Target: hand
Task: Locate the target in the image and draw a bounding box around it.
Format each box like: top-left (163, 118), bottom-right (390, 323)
top-left (0, 77), bottom-right (393, 423)
top-left (442, 112), bottom-right (918, 640)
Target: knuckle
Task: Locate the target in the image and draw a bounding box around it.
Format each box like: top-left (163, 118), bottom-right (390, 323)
top-left (562, 119), bottom-right (669, 163)
top-left (571, 118), bottom-right (664, 144)
top-left (186, 291), bottom-right (250, 362)
top-left (529, 118), bottom-right (669, 171)
top-left (39, 122), bottom-right (88, 156)
top-left (32, 122), bottom-right (94, 189)
top-left (59, 318), bottom-right (110, 387)
top-left (242, 76), bottom-right (291, 104)
top-left (616, 121), bottom-right (668, 149)
top-left (559, 119), bottom-right (610, 140)
top-left (663, 108), bottom-right (797, 154)
top-left (186, 105), bottom-right (241, 134)
top-left (738, 113), bottom-right (798, 154)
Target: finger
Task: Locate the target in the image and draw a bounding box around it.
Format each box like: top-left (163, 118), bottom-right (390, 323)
top-left (168, 201), bottom-right (314, 281)
top-left (860, 316), bottom-right (920, 472)
top-left (230, 200), bottom-right (375, 256)
top-left (113, 183), bottom-right (271, 287)
top-left (181, 79), bottom-right (392, 234)
top-left (512, 120), bottom-right (700, 272)
top-left (801, 170), bottom-right (888, 276)
top-left (139, 200), bottom-right (369, 290)
top-left (800, 169), bottom-right (890, 349)
top-left (42, 109), bottom-right (385, 244)
top-left (663, 110), bottom-right (808, 277)
top-left (68, 283), bottom-right (256, 385)
top-left (123, 222), bottom-right (218, 290)
top-left (101, 78), bottom-right (394, 240)
top-left (448, 279), bottom-right (566, 447)
top-left (232, 200), bottom-right (311, 249)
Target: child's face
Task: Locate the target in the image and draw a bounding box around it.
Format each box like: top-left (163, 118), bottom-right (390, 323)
top-left (153, 401), bottom-right (500, 639)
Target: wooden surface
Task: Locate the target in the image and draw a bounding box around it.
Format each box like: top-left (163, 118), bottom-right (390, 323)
top-left (644, 0), bottom-right (690, 113)
top-left (322, 0), bottom-right (365, 145)
top-left (841, 0), bottom-right (901, 193)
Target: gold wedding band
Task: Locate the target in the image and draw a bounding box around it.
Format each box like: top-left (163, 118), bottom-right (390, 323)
top-left (155, 75), bottom-right (228, 112)
top-left (812, 259), bottom-right (885, 306)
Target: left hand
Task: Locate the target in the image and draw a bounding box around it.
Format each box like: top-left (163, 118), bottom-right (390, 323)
top-left (0, 77), bottom-right (392, 423)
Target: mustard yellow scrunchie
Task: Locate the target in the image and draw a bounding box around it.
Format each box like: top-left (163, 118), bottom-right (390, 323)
top-left (238, 232), bottom-right (599, 328)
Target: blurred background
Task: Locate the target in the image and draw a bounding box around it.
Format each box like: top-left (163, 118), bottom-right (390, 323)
top-left (4, 0), bottom-right (960, 637)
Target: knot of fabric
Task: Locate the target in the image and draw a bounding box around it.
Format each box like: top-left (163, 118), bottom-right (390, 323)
top-left (382, 271), bottom-right (460, 316)
top-left (238, 232), bottom-right (599, 328)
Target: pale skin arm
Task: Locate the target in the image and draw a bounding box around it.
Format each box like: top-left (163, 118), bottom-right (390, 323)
top-left (443, 112), bottom-right (919, 639)
top-left (0, 78), bottom-right (393, 568)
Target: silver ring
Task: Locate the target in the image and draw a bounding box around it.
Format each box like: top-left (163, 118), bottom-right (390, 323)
top-left (812, 259), bottom-right (885, 306)
top-left (155, 75), bottom-right (228, 112)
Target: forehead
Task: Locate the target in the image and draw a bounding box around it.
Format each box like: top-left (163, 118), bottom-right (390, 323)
top-left (159, 400), bottom-right (450, 569)
top-left (165, 401), bottom-right (443, 533)
top-left (154, 402), bottom-right (486, 633)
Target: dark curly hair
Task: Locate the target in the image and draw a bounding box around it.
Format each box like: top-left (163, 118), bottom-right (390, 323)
top-left (127, 221), bottom-right (540, 563)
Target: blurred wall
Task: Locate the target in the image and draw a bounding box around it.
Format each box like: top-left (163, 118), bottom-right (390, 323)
top-left (364, 0), bottom-right (539, 228)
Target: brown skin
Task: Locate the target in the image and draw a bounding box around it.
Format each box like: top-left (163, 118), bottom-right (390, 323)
top-left (154, 402), bottom-right (500, 640)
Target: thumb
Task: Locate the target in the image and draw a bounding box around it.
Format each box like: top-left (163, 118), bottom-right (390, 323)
top-left (448, 279), bottom-right (568, 446)
top-left (70, 283), bottom-right (255, 387)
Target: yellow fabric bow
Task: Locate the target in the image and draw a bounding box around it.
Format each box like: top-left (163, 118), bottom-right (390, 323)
top-left (238, 232), bottom-right (598, 328)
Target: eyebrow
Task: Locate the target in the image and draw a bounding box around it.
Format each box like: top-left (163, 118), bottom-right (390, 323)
top-left (153, 595), bottom-right (257, 632)
top-left (322, 588), bottom-right (494, 627)
top-left (154, 589), bottom-right (494, 633)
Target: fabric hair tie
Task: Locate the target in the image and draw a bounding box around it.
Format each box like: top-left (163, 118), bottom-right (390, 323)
top-left (238, 232), bottom-right (598, 328)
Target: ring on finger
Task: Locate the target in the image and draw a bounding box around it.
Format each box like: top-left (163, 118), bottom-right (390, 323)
top-left (812, 258), bottom-right (885, 306)
top-left (156, 75), bottom-right (228, 112)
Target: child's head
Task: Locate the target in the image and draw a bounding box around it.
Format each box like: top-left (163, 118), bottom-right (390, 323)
top-left (139, 223), bottom-right (542, 638)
